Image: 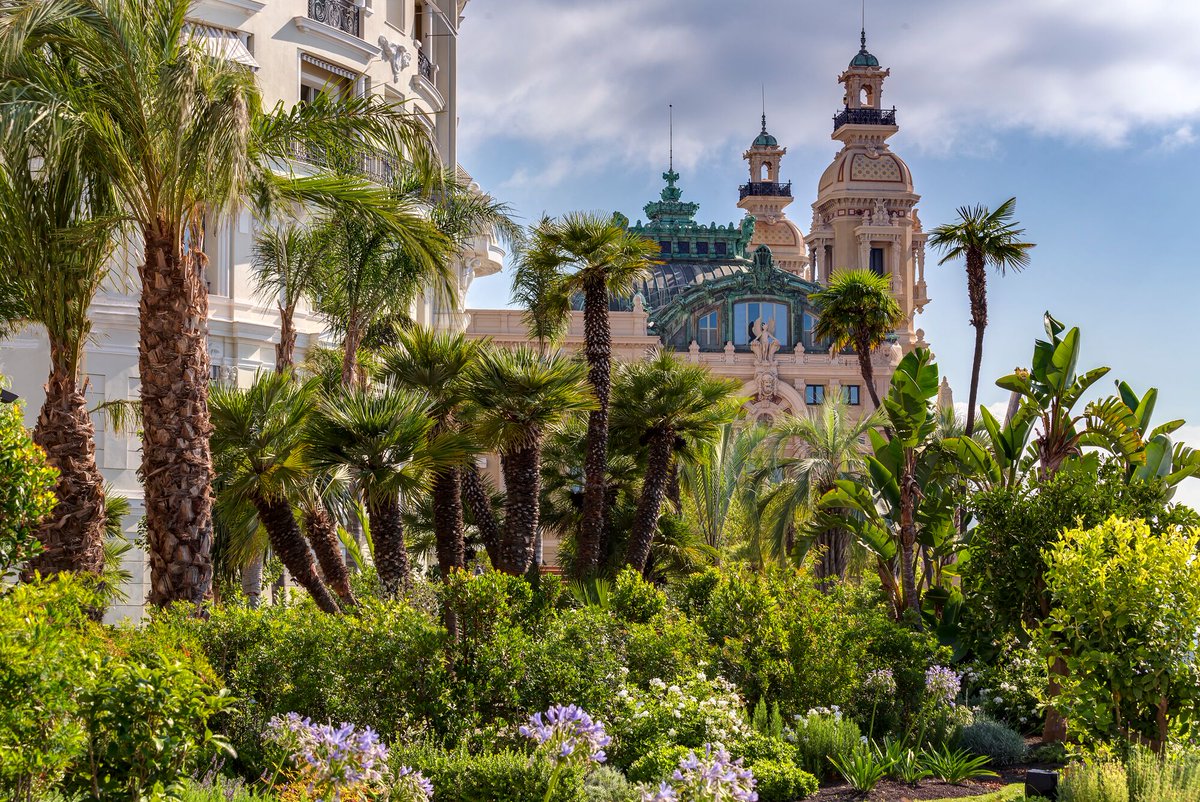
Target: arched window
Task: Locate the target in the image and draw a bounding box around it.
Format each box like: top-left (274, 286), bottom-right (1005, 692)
top-left (733, 301), bottom-right (789, 347)
top-left (860, 85), bottom-right (872, 107)
top-left (759, 162), bottom-right (770, 181)
top-left (696, 310), bottom-right (720, 350)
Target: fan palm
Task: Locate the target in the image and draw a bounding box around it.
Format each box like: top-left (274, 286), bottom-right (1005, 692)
top-left (611, 351), bottom-right (742, 574)
top-left (811, 269), bottom-right (906, 409)
top-left (307, 386), bottom-right (464, 597)
top-left (0, 0), bottom-right (439, 607)
top-left (465, 346), bottom-right (595, 575)
top-left (252, 223), bottom-right (330, 372)
top-left (382, 326), bottom-right (484, 580)
top-left (755, 397), bottom-right (884, 581)
top-left (516, 213), bottom-right (660, 577)
top-left (0, 103), bottom-right (116, 581)
top-left (680, 423), bottom-right (772, 554)
top-left (209, 373), bottom-right (340, 613)
top-left (929, 198), bottom-right (1035, 436)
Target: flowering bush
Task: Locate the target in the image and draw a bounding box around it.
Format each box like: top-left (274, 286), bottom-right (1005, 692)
top-left (961, 635), bottom-right (1044, 733)
top-left (912, 668), bottom-right (973, 748)
top-left (642, 744), bottom-right (759, 802)
top-left (265, 713), bottom-right (389, 800)
top-left (924, 666), bottom-right (961, 704)
top-left (521, 704), bottom-right (611, 768)
top-left (608, 672), bottom-right (752, 770)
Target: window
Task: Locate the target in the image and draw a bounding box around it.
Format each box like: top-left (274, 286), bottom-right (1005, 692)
top-left (300, 57), bottom-right (355, 104)
top-left (733, 301), bottom-right (789, 346)
top-left (714, 241), bottom-right (727, 256)
top-left (659, 241), bottom-right (672, 255)
top-left (386, 0), bottom-right (404, 28)
top-left (677, 241), bottom-right (690, 255)
top-left (806, 384), bottom-right (825, 405)
top-left (696, 241), bottom-right (709, 255)
top-left (869, 247), bottom-right (885, 276)
top-left (697, 310), bottom-right (719, 350)
top-left (843, 385), bottom-right (861, 406)
top-left (414, 0), bottom-right (426, 42)
top-left (802, 310), bottom-right (822, 349)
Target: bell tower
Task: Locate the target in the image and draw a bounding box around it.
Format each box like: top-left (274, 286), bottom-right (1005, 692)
top-left (737, 113), bottom-right (809, 275)
top-left (808, 29), bottom-right (930, 353)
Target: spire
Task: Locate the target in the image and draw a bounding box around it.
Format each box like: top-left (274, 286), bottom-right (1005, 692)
top-left (761, 84), bottom-right (767, 135)
top-left (668, 104), bottom-right (673, 172)
top-left (850, 0), bottom-right (879, 67)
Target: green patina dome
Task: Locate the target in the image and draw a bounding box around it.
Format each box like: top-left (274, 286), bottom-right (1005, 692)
top-left (850, 29), bottom-right (879, 67)
top-left (752, 113), bottom-right (777, 147)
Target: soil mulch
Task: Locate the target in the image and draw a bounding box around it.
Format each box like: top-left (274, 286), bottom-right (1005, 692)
top-left (810, 778), bottom-right (1006, 801)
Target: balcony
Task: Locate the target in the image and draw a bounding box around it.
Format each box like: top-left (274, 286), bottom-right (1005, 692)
top-left (417, 49), bottom-right (435, 81)
top-left (289, 141), bottom-right (400, 186)
top-left (832, 106), bottom-right (897, 131)
top-left (739, 181), bottom-right (792, 200)
top-left (307, 0), bottom-right (360, 38)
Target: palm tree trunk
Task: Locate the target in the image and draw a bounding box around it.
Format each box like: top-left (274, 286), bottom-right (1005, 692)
top-left (626, 430), bottom-right (674, 574)
top-left (276, 304), bottom-right (297, 373)
top-left (577, 274), bottom-right (612, 577)
top-left (856, 334), bottom-right (883, 409)
top-left (249, 490), bottom-right (339, 613)
top-left (341, 320), bottom-right (363, 388)
top-left (367, 494), bottom-right (411, 598)
top-left (463, 465), bottom-right (502, 567)
top-left (666, 461), bottom-right (682, 513)
top-left (815, 525), bottom-right (848, 587)
top-left (139, 223), bottom-right (215, 610)
top-left (302, 504), bottom-right (356, 607)
top-left (499, 437), bottom-right (542, 576)
top-left (241, 554), bottom-right (263, 608)
top-left (22, 360), bottom-right (106, 580)
top-left (964, 250), bottom-right (988, 437)
top-left (431, 466), bottom-right (465, 578)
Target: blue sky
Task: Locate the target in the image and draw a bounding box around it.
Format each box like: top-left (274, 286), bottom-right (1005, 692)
top-left (455, 0), bottom-right (1200, 506)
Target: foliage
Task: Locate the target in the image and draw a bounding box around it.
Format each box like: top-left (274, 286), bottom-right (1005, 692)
top-left (0, 399), bottom-right (56, 572)
top-left (829, 746), bottom-right (889, 792)
top-left (680, 423), bottom-right (770, 554)
top-left (961, 636), bottom-right (1045, 733)
top-left (583, 766), bottom-right (640, 802)
top-left (788, 710), bottom-right (862, 780)
top-left (388, 743), bottom-right (585, 802)
top-left (1125, 746), bottom-right (1200, 802)
top-left (748, 758), bottom-right (818, 802)
top-left (610, 568), bottom-right (667, 624)
top-left (1059, 759), bottom-right (1130, 802)
top-left (626, 744), bottom-right (695, 784)
top-left (263, 713), bottom-right (389, 800)
top-left (1038, 517), bottom-right (1200, 749)
top-left (919, 744), bottom-right (998, 782)
top-left (641, 744), bottom-right (759, 802)
top-left (955, 720), bottom-right (1028, 767)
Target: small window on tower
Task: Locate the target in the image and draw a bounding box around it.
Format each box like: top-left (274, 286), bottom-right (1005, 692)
top-left (659, 241), bottom-right (671, 255)
top-left (677, 241), bottom-right (690, 255)
top-left (869, 247), bottom-right (885, 276)
top-left (714, 241), bottom-right (727, 256)
top-left (696, 242), bottom-right (709, 255)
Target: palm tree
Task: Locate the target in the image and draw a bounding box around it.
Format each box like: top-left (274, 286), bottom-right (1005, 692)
top-left (307, 386), bottom-right (462, 597)
top-left (0, 0), bottom-right (438, 607)
top-left (518, 213), bottom-right (660, 576)
top-left (929, 198), bottom-right (1035, 436)
top-left (0, 109), bottom-right (116, 579)
top-left (811, 270), bottom-right (905, 410)
top-left (382, 326), bottom-right (484, 580)
top-left (209, 373), bottom-right (340, 613)
top-left (252, 224), bottom-right (330, 373)
top-left (611, 351), bottom-right (742, 575)
top-left (755, 397), bottom-right (883, 582)
top-left (465, 346), bottom-right (595, 576)
top-left (680, 423), bottom-right (771, 555)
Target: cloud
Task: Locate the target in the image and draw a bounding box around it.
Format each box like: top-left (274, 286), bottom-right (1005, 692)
top-left (458, 0), bottom-right (1200, 191)
top-left (1157, 125), bottom-right (1196, 151)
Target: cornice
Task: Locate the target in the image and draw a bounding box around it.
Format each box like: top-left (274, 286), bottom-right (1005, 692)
top-left (292, 16), bottom-right (381, 61)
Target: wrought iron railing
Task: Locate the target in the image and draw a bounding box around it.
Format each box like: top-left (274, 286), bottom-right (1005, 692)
top-left (307, 0), bottom-right (361, 38)
top-left (832, 106), bottom-right (897, 130)
top-left (738, 181), bottom-right (792, 200)
top-left (417, 49), bottom-right (435, 81)
top-left (289, 141), bottom-right (400, 186)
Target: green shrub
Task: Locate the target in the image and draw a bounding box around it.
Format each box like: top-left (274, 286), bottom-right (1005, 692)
top-left (749, 758), bottom-right (818, 802)
top-left (1059, 760), bottom-right (1129, 802)
top-left (1126, 747), bottom-right (1200, 802)
top-left (610, 567), bottom-right (666, 624)
top-left (626, 744), bottom-right (693, 784)
top-left (582, 765), bottom-right (640, 802)
top-left (919, 744), bottom-right (998, 783)
top-left (829, 747), bottom-right (888, 793)
top-left (390, 744), bottom-right (584, 802)
top-left (956, 719), bottom-right (1026, 766)
top-left (0, 398), bottom-right (56, 572)
top-left (790, 710), bottom-right (861, 780)
top-left (620, 610), bottom-right (711, 688)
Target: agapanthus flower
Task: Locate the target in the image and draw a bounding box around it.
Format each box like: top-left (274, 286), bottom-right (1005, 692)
top-left (520, 704), bottom-right (611, 767)
top-left (392, 765), bottom-right (435, 802)
top-left (863, 668), bottom-right (896, 698)
top-left (925, 666), bottom-right (962, 703)
top-left (265, 713), bottom-right (389, 799)
top-left (645, 743), bottom-right (757, 802)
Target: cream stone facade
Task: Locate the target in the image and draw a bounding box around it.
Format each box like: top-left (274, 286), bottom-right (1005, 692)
top-left (0, 0), bottom-right (500, 619)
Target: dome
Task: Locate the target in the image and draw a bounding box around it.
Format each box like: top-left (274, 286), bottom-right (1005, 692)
top-left (850, 29), bottom-right (879, 67)
top-left (817, 149), bottom-right (913, 193)
top-left (753, 130), bottom-right (778, 147)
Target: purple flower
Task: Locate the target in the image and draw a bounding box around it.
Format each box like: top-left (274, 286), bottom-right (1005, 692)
top-left (649, 743), bottom-right (757, 802)
top-left (521, 704), bottom-right (611, 768)
top-left (925, 666), bottom-right (961, 703)
top-left (264, 713), bottom-right (389, 798)
top-left (394, 765), bottom-right (435, 802)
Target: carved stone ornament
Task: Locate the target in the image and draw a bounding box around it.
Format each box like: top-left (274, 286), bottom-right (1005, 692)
top-left (871, 198), bottom-right (890, 226)
top-left (377, 36), bottom-right (411, 83)
top-left (749, 316), bottom-right (781, 365)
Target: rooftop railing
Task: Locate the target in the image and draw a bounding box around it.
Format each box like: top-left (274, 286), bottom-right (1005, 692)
top-left (307, 0), bottom-right (361, 38)
top-left (832, 106), bottom-right (897, 131)
top-left (738, 181), bottom-right (793, 200)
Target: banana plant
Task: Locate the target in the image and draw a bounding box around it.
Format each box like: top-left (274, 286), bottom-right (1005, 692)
top-left (1085, 381), bottom-right (1200, 495)
top-left (995, 312), bottom-right (1111, 480)
top-left (813, 349), bottom-right (961, 617)
top-left (942, 404), bottom-right (1036, 492)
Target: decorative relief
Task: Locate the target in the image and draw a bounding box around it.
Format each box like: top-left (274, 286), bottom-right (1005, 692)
top-left (850, 154), bottom-right (902, 182)
top-left (378, 37), bottom-right (411, 83)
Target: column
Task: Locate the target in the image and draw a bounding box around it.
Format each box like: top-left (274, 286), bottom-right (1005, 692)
top-left (857, 234), bottom-right (870, 273)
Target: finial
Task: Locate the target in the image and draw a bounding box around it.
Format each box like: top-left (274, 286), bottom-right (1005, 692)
top-left (668, 104), bottom-right (673, 172)
top-left (761, 85), bottom-right (767, 133)
top-left (860, 0), bottom-right (868, 51)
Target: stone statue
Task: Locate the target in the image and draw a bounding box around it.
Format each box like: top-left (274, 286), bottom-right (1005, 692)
top-left (378, 36), bottom-right (411, 83)
top-left (871, 199), bottom-right (890, 226)
top-left (749, 316), bottom-right (780, 364)
top-left (756, 370), bottom-right (777, 401)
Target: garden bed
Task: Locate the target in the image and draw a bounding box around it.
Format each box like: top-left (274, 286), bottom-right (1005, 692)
top-left (811, 779), bottom-right (1022, 801)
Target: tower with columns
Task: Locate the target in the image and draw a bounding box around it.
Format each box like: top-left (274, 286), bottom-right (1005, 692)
top-left (806, 30), bottom-right (930, 350)
top-left (737, 115), bottom-right (809, 275)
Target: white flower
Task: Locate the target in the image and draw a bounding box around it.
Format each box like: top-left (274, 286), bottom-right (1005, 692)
top-left (994, 696), bottom-right (1004, 705)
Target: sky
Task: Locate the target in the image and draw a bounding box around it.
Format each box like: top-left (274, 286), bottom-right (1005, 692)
top-left (455, 0), bottom-right (1200, 508)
